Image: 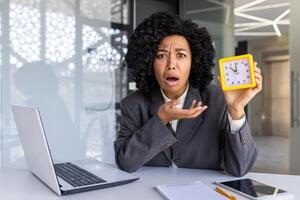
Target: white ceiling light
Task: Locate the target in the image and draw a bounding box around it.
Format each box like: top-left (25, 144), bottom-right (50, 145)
top-left (240, 3), bottom-right (289, 12)
top-left (235, 0), bottom-right (267, 12)
top-left (235, 0), bottom-right (290, 37)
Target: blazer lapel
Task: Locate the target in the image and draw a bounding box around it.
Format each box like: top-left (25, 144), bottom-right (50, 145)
top-left (173, 86), bottom-right (204, 155)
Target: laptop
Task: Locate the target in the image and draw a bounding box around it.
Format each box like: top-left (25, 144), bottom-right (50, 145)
top-left (11, 105), bottom-right (139, 195)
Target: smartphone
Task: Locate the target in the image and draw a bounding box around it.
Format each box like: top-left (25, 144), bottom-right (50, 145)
top-left (214, 178), bottom-right (294, 200)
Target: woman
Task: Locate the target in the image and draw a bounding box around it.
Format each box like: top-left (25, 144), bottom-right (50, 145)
top-left (114, 12), bottom-right (262, 177)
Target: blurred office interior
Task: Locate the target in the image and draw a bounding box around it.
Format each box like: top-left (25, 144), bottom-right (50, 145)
top-left (0, 0), bottom-right (299, 175)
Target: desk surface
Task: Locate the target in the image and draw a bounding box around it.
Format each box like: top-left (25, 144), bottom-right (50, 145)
top-left (0, 167), bottom-right (298, 200)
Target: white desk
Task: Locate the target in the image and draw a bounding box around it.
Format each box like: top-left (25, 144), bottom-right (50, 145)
top-left (0, 167), bottom-right (299, 200)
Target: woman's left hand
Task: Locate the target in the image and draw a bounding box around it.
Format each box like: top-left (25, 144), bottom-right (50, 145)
top-left (218, 62), bottom-right (263, 120)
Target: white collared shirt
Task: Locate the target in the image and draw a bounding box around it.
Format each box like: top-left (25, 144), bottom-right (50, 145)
top-left (160, 85), bottom-right (189, 132)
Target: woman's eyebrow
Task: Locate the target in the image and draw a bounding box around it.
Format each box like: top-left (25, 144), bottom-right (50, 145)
top-left (157, 48), bottom-right (189, 52)
top-left (175, 48), bottom-right (189, 52)
top-left (157, 49), bottom-right (168, 52)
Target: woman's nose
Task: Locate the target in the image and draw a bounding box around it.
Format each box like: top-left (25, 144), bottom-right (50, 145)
top-left (167, 66), bottom-right (176, 70)
top-left (167, 54), bottom-right (176, 70)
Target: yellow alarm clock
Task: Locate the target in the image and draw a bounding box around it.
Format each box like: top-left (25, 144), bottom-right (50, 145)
top-left (219, 54), bottom-right (256, 91)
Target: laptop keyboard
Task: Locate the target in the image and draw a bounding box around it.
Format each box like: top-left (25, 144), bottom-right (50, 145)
top-left (54, 162), bottom-right (106, 187)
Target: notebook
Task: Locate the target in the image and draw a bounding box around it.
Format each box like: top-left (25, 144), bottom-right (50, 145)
top-left (155, 181), bottom-right (227, 200)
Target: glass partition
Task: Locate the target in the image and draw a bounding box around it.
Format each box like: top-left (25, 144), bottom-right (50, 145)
top-left (0, 0), bottom-right (131, 167)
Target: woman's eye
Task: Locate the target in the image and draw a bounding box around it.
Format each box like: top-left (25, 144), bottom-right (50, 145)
top-left (177, 53), bottom-right (186, 58)
top-left (156, 54), bottom-right (167, 59)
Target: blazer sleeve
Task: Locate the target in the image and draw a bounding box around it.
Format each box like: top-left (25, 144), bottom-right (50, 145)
top-left (114, 99), bottom-right (177, 172)
top-left (219, 107), bottom-right (258, 177)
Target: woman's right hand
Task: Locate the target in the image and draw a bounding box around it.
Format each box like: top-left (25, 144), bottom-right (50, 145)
top-left (157, 99), bottom-right (208, 124)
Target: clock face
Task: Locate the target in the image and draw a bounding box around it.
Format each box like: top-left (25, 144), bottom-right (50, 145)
top-left (223, 58), bottom-right (251, 87)
top-left (219, 54), bottom-right (256, 91)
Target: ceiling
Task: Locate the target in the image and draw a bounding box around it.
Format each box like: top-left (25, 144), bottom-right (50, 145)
top-left (182, 0), bottom-right (289, 41)
top-left (235, 0), bottom-right (290, 41)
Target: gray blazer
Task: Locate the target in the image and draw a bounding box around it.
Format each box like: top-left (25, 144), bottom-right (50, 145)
top-left (114, 84), bottom-right (257, 177)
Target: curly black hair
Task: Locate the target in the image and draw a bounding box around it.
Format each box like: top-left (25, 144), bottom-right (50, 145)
top-left (124, 12), bottom-right (215, 93)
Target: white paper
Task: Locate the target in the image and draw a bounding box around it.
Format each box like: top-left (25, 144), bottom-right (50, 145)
top-left (155, 181), bottom-right (227, 200)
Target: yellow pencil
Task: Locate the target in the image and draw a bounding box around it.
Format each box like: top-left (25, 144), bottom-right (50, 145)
top-left (215, 186), bottom-right (237, 200)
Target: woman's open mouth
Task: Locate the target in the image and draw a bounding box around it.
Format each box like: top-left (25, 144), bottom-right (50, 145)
top-left (164, 76), bottom-right (179, 87)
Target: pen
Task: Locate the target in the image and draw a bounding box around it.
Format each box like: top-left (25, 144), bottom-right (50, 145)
top-left (215, 186), bottom-right (237, 200)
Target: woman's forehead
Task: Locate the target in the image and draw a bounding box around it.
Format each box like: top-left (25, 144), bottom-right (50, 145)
top-left (158, 35), bottom-right (190, 50)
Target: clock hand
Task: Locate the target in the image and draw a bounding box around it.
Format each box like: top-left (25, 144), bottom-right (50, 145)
top-left (229, 67), bottom-right (237, 72)
top-left (229, 67), bottom-right (238, 73)
top-left (234, 65), bottom-right (238, 72)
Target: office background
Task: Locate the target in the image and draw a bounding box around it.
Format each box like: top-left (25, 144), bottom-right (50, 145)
top-left (0, 0), bottom-right (299, 175)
